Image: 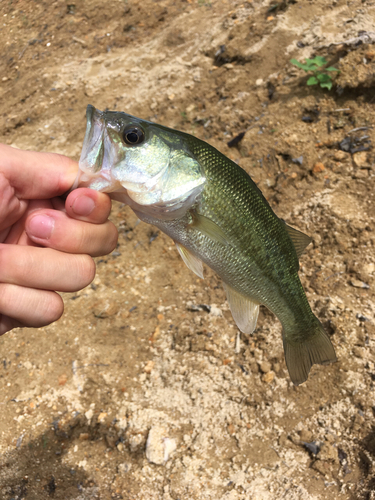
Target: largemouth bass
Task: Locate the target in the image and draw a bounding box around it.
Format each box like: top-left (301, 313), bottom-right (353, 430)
top-left (74, 104), bottom-right (337, 385)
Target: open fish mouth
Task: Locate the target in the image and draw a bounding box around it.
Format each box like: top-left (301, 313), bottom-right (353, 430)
top-left (72, 105), bottom-right (123, 192)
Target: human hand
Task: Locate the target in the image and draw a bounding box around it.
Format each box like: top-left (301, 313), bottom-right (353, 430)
top-left (0, 144), bottom-right (118, 335)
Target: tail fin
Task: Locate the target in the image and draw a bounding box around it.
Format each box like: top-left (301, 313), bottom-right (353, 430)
top-left (282, 320), bottom-right (337, 386)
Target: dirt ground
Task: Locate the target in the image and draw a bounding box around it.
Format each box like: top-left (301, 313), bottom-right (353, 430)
top-left (0, 0), bottom-right (375, 498)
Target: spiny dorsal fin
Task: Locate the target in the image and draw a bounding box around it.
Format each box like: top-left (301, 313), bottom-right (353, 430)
top-left (223, 282), bottom-right (260, 334)
top-left (283, 222), bottom-right (312, 259)
top-left (189, 212), bottom-right (229, 246)
top-left (175, 242), bottom-right (204, 279)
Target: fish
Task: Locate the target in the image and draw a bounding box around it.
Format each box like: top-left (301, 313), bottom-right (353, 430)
top-left (74, 104), bottom-right (337, 385)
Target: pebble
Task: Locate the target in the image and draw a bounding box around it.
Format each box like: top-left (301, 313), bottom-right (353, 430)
top-left (317, 442), bottom-right (337, 462)
top-left (259, 361), bottom-right (272, 373)
top-left (350, 279), bottom-right (369, 289)
top-left (98, 412), bottom-right (107, 422)
top-left (262, 371), bottom-right (275, 383)
top-left (92, 301), bottom-right (119, 318)
top-left (334, 150), bottom-right (348, 161)
top-left (58, 373), bottom-right (68, 386)
top-left (118, 463), bottom-right (131, 474)
top-left (209, 305), bottom-right (222, 317)
top-left (353, 151), bottom-right (368, 168)
top-left (312, 162), bottom-right (325, 174)
top-left (145, 426), bottom-right (176, 465)
top-left (144, 360), bottom-right (155, 374)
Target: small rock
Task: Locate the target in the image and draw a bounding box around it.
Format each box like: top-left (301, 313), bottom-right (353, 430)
top-left (299, 430), bottom-right (313, 443)
top-left (312, 162), bottom-right (325, 174)
top-left (255, 78), bottom-right (264, 86)
top-left (93, 301), bottom-right (119, 318)
top-left (350, 279), bottom-right (369, 289)
top-left (58, 374), bottom-right (68, 386)
top-left (352, 346), bottom-right (365, 359)
top-left (317, 442), bottom-right (337, 462)
top-left (145, 426), bottom-right (176, 465)
top-left (128, 433), bottom-right (145, 452)
top-left (210, 305), bottom-right (222, 317)
top-left (292, 156), bottom-right (303, 165)
top-left (353, 151), bottom-right (369, 168)
top-left (118, 463), bottom-right (131, 474)
top-left (85, 409), bottom-right (94, 423)
top-left (363, 263), bottom-right (375, 275)
top-left (303, 441), bottom-right (320, 456)
top-left (262, 371), bottom-right (275, 383)
top-left (186, 302), bottom-right (210, 312)
top-left (98, 412), bottom-right (107, 423)
top-left (312, 459), bottom-right (330, 475)
top-left (259, 361), bottom-right (272, 373)
top-left (334, 150), bottom-right (348, 161)
top-left (144, 360), bottom-right (155, 374)
top-left (105, 433), bottom-right (117, 449)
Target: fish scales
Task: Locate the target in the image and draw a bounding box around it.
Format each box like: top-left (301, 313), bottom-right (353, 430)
top-left (74, 105), bottom-right (337, 385)
top-left (157, 139), bottom-right (312, 330)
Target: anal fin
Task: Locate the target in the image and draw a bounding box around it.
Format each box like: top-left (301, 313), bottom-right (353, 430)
top-left (175, 242), bottom-right (204, 279)
top-left (223, 282), bottom-right (260, 334)
top-left (283, 222), bottom-right (312, 259)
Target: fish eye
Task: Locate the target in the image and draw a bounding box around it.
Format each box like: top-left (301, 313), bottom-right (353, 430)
top-left (123, 125), bottom-right (145, 146)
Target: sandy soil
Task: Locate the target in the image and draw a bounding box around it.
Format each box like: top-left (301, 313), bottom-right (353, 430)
top-left (0, 0), bottom-right (375, 499)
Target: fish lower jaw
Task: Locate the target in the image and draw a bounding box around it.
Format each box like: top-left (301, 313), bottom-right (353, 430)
top-left (73, 169), bottom-right (122, 193)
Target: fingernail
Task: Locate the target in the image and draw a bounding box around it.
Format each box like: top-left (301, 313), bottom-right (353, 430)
top-left (28, 215), bottom-right (54, 240)
top-left (72, 196), bottom-right (95, 216)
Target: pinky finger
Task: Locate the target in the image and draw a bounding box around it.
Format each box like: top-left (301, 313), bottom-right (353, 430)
top-left (0, 284), bottom-right (64, 335)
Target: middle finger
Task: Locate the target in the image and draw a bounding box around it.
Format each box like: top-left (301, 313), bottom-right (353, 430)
top-left (0, 244), bottom-right (95, 292)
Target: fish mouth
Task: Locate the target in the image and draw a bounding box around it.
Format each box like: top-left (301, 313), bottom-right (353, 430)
top-left (72, 105), bottom-right (122, 192)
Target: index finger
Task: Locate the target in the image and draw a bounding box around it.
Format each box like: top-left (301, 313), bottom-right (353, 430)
top-left (0, 144), bottom-right (78, 199)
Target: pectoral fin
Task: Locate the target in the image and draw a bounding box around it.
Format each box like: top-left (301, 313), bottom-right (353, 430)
top-left (283, 222), bottom-right (312, 259)
top-left (189, 212), bottom-right (229, 246)
top-left (223, 283), bottom-right (260, 334)
top-left (175, 242), bottom-right (204, 279)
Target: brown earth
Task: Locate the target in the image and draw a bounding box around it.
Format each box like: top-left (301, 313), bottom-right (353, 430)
top-left (0, 0), bottom-right (375, 499)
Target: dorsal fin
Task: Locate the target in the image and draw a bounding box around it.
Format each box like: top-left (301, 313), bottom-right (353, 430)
top-left (175, 242), bottom-right (204, 279)
top-left (283, 222), bottom-right (312, 259)
top-left (223, 282), bottom-right (260, 334)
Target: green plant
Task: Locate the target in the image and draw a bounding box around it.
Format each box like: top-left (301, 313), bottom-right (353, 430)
top-left (290, 56), bottom-right (339, 90)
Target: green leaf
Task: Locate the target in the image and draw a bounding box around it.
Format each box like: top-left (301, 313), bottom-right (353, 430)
top-left (290, 59), bottom-right (316, 72)
top-left (290, 59), bottom-right (305, 69)
top-left (307, 76), bottom-right (319, 85)
top-left (320, 81), bottom-right (333, 90)
top-left (309, 56), bottom-right (327, 67)
top-left (317, 73), bottom-right (331, 83)
top-left (325, 66), bottom-right (340, 72)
